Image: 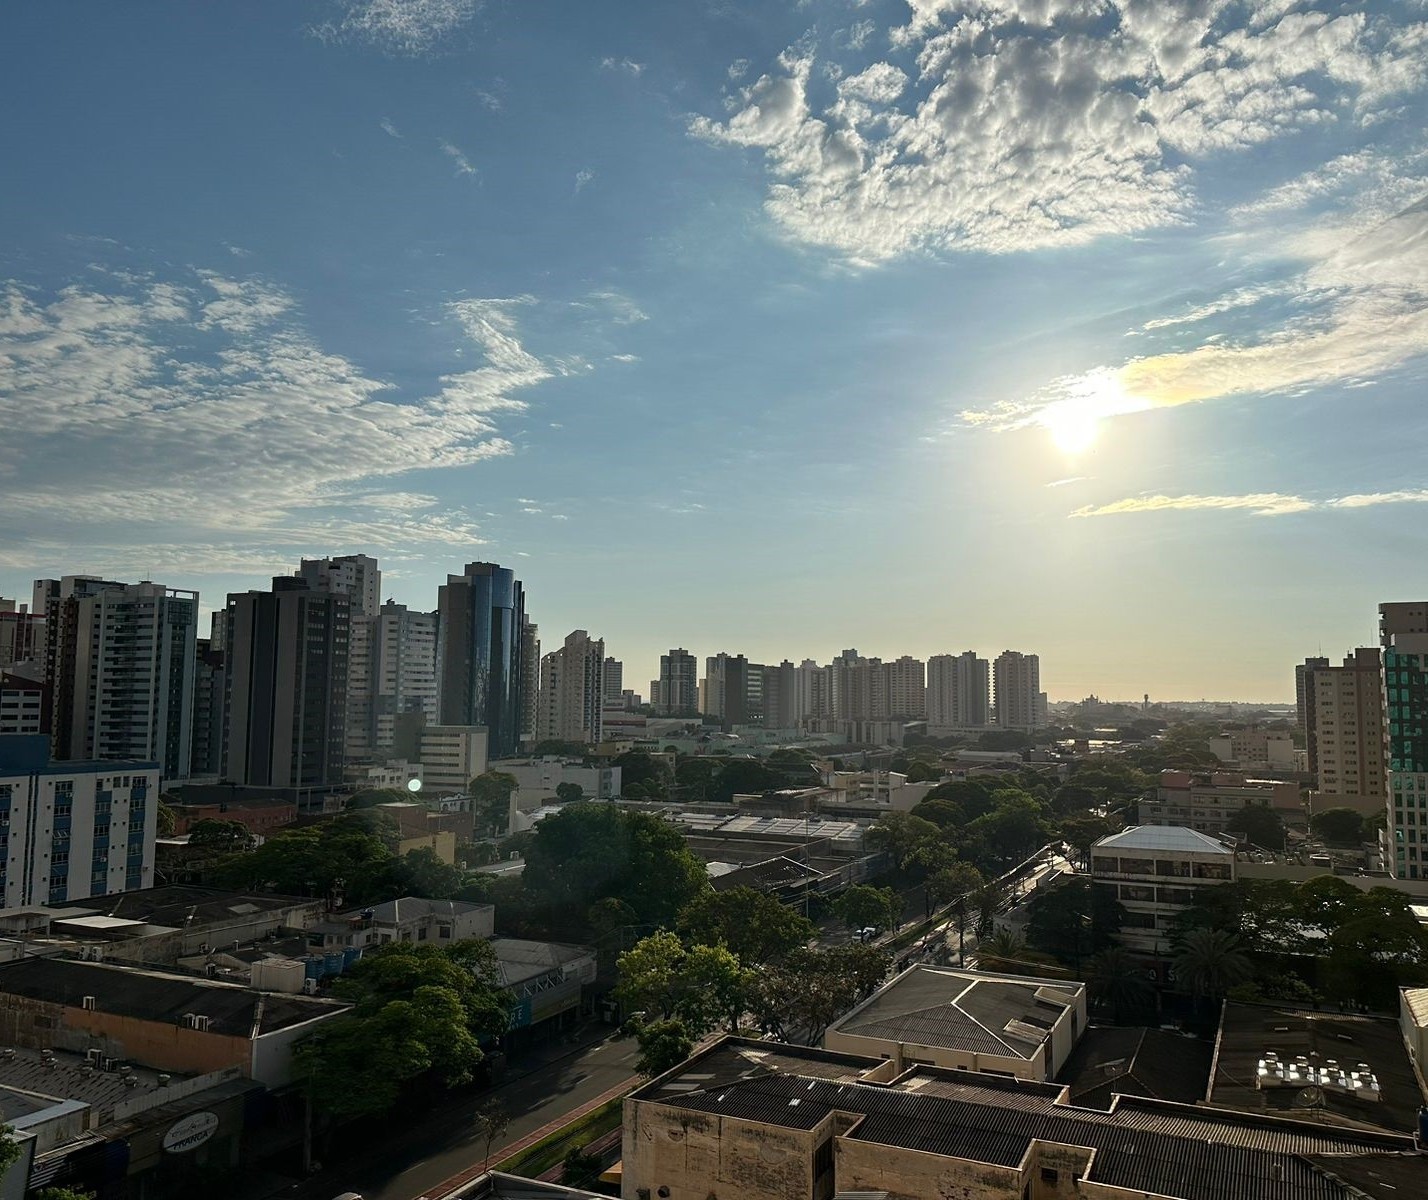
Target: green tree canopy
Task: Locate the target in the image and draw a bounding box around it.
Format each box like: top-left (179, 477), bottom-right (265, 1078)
top-left (614, 750), bottom-right (671, 797)
top-left (615, 933), bottom-right (752, 1036)
top-left (678, 886), bottom-right (814, 964)
top-left (865, 811), bottom-right (941, 873)
top-left (1173, 929), bottom-right (1253, 1002)
top-left (635, 1018), bottom-right (694, 1077)
top-left (833, 885), bottom-right (900, 933)
top-left (186, 818), bottom-right (256, 853)
top-left (710, 758), bottom-right (786, 803)
top-left (1024, 878), bottom-right (1124, 968)
top-left (213, 812), bottom-right (396, 904)
top-left (747, 944), bottom-right (890, 1044)
top-left (469, 771), bottom-right (518, 838)
top-left (1311, 807), bottom-right (1366, 845)
top-left (347, 787), bottom-right (409, 810)
top-left (1087, 946), bottom-right (1153, 1021)
top-left (521, 803), bottom-right (709, 928)
top-left (1224, 803), bottom-right (1286, 851)
top-left (554, 781), bottom-right (584, 804)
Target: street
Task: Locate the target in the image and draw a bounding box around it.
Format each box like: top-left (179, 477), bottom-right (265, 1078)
top-left (304, 1031), bottom-right (638, 1200)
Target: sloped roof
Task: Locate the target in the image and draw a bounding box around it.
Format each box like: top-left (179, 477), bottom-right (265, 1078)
top-left (828, 965), bottom-right (1081, 1060)
top-left (1094, 825), bottom-right (1234, 855)
top-left (1059, 1026), bottom-right (1214, 1108)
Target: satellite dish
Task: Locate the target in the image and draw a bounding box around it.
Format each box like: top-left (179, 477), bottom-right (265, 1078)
top-left (407, 778), bottom-right (423, 793)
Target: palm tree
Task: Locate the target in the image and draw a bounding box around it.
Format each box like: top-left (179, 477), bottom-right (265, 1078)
top-left (1173, 929), bottom-right (1253, 1010)
top-left (1087, 946), bottom-right (1152, 1022)
top-left (978, 927), bottom-right (1027, 969)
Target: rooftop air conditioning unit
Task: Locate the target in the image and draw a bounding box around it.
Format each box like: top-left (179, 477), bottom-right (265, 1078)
top-left (81, 995), bottom-right (97, 1011)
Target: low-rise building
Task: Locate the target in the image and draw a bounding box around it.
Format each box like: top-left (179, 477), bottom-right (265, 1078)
top-left (494, 756), bottom-right (621, 806)
top-left (308, 896), bottom-right (495, 952)
top-left (491, 938), bottom-right (597, 1038)
top-left (823, 965), bottom-right (1086, 1081)
top-left (0, 672), bottom-right (44, 735)
top-left (623, 1036), bottom-right (1421, 1200)
top-left (0, 956), bottom-right (349, 1087)
top-left (168, 796), bottom-right (297, 837)
top-left (1141, 769), bottom-right (1301, 836)
top-left (1090, 825), bottom-right (1236, 956)
top-left (1209, 728), bottom-right (1297, 771)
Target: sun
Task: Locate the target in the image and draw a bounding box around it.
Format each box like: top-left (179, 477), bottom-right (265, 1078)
top-left (1037, 370), bottom-right (1146, 455)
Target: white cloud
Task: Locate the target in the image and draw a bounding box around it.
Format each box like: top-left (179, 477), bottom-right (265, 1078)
top-left (692, 3), bottom-right (1426, 261)
top-left (0, 270), bottom-right (554, 563)
top-left (313, 0), bottom-right (480, 56)
top-left (380, 117), bottom-right (402, 138)
top-left (439, 139), bottom-right (477, 177)
top-left (1137, 284), bottom-right (1289, 332)
top-left (574, 168), bottom-right (595, 195)
top-left (601, 57), bottom-right (645, 77)
top-left (1072, 488), bottom-right (1428, 518)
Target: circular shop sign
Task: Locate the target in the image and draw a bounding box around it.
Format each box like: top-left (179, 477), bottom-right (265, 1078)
top-left (162, 1111), bottom-right (220, 1154)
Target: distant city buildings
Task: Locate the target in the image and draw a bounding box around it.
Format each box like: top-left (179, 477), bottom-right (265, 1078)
top-left (371, 600), bottom-right (438, 753)
top-left (298, 554), bottom-right (380, 766)
top-left (926, 650), bottom-right (990, 729)
top-left (537, 629), bottom-right (605, 745)
top-left (1310, 648), bottom-right (1387, 815)
top-left (1383, 602), bottom-right (1428, 880)
top-left (656, 648), bottom-right (699, 716)
top-left (993, 649), bottom-right (1046, 731)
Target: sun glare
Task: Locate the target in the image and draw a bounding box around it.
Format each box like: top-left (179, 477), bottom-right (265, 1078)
top-left (1037, 371), bottom-right (1147, 455)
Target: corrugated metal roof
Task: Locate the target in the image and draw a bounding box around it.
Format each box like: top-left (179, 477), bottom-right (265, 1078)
top-left (1094, 825), bottom-right (1234, 854)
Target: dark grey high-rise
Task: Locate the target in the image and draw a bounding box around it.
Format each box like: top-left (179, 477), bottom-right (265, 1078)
top-left (437, 562), bottom-right (526, 759)
top-left (222, 577), bottom-right (349, 788)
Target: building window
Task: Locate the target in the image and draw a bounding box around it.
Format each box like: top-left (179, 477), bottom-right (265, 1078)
top-left (1040, 1167), bottom-right (1059, 1183)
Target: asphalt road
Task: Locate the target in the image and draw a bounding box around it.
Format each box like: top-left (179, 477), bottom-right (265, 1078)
top-left (310, 1032), bottom-right (639, 1200)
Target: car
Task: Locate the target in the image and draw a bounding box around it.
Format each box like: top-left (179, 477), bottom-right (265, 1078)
top-left (332, 1192), bottom-right (364, 1200)
top-left (856, 926), bottom-right (879, 942)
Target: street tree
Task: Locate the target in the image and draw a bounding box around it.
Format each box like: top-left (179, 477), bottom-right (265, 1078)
top-left (469, 771), bottom-right (519, 837)
top-left (1311, 807), bottom-right (1366, 845)
top-left (635, 1019), bottom-right (694, 1077)
top-left (186, 818), bottom-right (256, 854)
top-left (554, 781), bottom-right (584, 804)
top-left (1087, 946), bottom-right (1153, 1021)
top-left (1224, 803), bottom-right (1286, 851)
top-left (833, 885), bottom-right (900, 934)
top-left (473, 1101), bottom-right (511, 1169)
top-left (678, 886), bottom-right (814, 964)
top-left (1173, 930), bottom-right (1254, 1008)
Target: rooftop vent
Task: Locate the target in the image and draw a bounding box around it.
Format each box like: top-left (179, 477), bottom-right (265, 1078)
top-left (81, 995), bottom-right (97, 1011)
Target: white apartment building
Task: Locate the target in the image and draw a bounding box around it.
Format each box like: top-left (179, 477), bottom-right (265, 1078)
top-left (47, 580), bottom-right (197, 781)
top-left (493, 756), bottom-right (622, 805)
top-left (1311, 648), bottom-right (1387, 816)
top-left (372, 601), bottom-right (438, 752)
top-left (926, 651), bottom-right (990, 729)
top-left (1090, 825), bottom-right (1235, 956)
top-left (1208, 728), bottom-right (1297, 772)
top-left (0, 735), bottom-right (160, 906)
top-left (537, 630), bottom-right (605, 745)
top-left (993, 650), bottom-right (1044, 730)
top-left (884, 656), bottom-right (926, 719)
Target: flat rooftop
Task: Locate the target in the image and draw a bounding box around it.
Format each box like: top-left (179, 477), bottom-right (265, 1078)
top-left (1208, 1002), bottom-right (1425, 1134)
top-left (45, 885), bottom-right (317, 932)
top-left (827, 965), bottom-right (1082, 1060)
top-left (0, 1045), bottom-right (181, 1118)
top-left (637, 1038), bottom-right (1420, 1200)
top-left (0, 957), bottom-right (348, 1037)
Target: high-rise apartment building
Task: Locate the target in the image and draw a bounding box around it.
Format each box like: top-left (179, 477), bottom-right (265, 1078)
top-left (603, 657), bottom-right (624, 704)
top-left (0, 735), bottom-right (159, 905)
top-left (297, 555), bottom-right (379, 765)
top-left (190, 614), bottom-right (227, 778)
top-left (1383, 602), bottom-right (1428, 879)
top-left (436, 562), bottom-right (527, 759)
top-left (223, 577), bottom-right (349, 788)
top-left (42, 579), bottom-right (197, 780)
top-left (658, 649), bottom-right (699, 716)
top-left (993, 650), bottom-right (1043, 730)
top-left (1311, 648), bottom-right (1386, 816)
top-left (927, 651), bottom-right (990, 728)
top-left (520, 617), bottom-right (540, 746)
top-left (537, 630), bottom-right (606, 745)
top-left (884, 656), bottom-right (926, 720)
top-left (703, 653), bottom-right (751, 729)
top-left (371, 601), bottom-right (438, 753)
top-left (1296, 655), bottom-right (1331, 771)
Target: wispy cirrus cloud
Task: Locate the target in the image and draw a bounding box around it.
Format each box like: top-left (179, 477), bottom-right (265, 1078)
top-left (0, 267), bottom-right (555, 566)
top-left (1071, 489), bottom-right (1428, 519)
top-left (313, 0), bottom-right (480, 56)
top-left (439, 139), bottom-right (477, 177)
top-left (692, 3), bottom-right (1425, 262)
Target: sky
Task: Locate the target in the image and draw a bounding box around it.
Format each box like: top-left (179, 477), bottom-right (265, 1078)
top-left (1, 0), bottom-right (1425, 703)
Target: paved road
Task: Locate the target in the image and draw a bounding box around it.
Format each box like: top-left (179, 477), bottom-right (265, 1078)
top-left (310, 1033), bottom-right (639, 1200)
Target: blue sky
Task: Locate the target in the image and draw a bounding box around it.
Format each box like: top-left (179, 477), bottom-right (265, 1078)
top-left (1, 0), bottom-right (1425, 701)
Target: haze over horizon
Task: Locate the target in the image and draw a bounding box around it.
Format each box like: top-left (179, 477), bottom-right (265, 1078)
top-left (2, 1), bottom-right (1424, 703)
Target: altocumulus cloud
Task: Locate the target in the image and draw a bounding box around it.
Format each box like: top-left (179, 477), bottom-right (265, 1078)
top-left (691, 1), bottom-right (1424, 262)
top-left (0, 267), bottom-right (553, 570)
top-left (312, 0), bottom-right (481, 56)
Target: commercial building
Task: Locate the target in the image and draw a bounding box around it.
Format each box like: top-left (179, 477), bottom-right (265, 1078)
top-left (41, 579), bottom-right (197, 782)
top-left (823, 965), bottom-right (1085, 1081)
top-left (1140, 770), bottom-right (1300, 836)
top-left (308, 896), bottom-right (494, 952)
top-left (494, 757), bottom-right (621, 805)
top-left (222, 577), bottom-right (349, 789)
top-left (0, 956), bottom-right (348, 1088)
top-left (1090, 825), bottom-right (1235, 956)
top-left (1382, 602), bottom-right (1428, 880)
top-left (0, 672), bottom-right (44, 735)
top-left (602, 656), bottom-right (623, 703)
top-left (437, 562), bottom-right (527, 759)
top-left (926, 650), bottom-right (990, 729)
top-left (622, 1036), bottom-right (1420, 1200)
top-left (371, 601), bottom-right (438, 753)
top-left (393, 719), bottom-right (489, 795)
top-left (1311, 648), bottom-right (1388, 815)
top-left (536, 629), bottom-right (605, 745)
top-left (491, 938), bottom-right (597, 1036)
top-left (0, 734), bottom-right (159, 906)
top-left (656, 648), bottom-right (698, 716)
top-left (993, 649), bottom-right (1045, 730)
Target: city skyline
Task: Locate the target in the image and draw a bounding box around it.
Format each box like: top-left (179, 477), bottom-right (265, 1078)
top-left (2, 2), bottom-right (1423, 702)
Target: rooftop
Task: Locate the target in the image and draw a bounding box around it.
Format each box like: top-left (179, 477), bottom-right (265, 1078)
top-left (637, 1037), bottom-right (1420, 1200)
top-left (0, 957), bottom-right (349, 1037)
top-left (44, 885), bottom-right (318, 932)
top-left (1094, 825), bottom-right (1236, 855)
top-left (1057, 1026), bottom-right (1214, 1109)
top-left (367, 896), bottom-right (492, 925)
top-left (826, 965), bottom-right (1082, 1060)
top-left (490, 939), bottom-right (592, 989)
top-left (0, 1045), bottom-right (187, 1119)
top-left (1208, 1001), bottom-right (1426, 1134)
